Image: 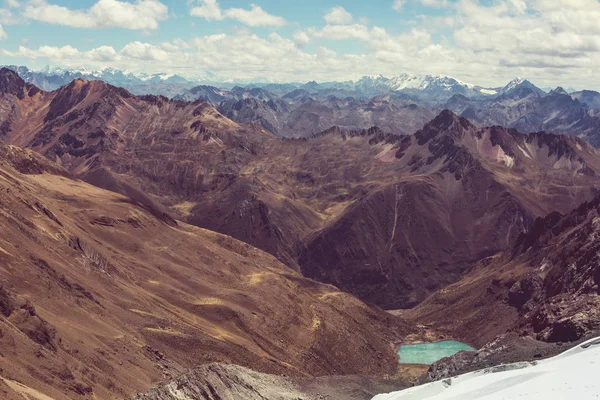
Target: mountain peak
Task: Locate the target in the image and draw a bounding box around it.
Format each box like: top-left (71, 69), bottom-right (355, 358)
top-left (499, 77), bottom-right (544, 98)
top-left (0, 67), bottom-right (26, 98)
top-left (431, 109), bottom-right (472, 128)
top-left (549, 86), bottom-right (569, 96)
top-left (502, 77), bottom-right (531, 91)
top-left (415, 109), bottom-right (475, 145)
top-left (508, 76), bottom-right (526, 85)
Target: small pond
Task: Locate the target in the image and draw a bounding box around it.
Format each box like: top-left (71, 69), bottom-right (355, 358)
top-left (397, 340), bottom-right (476, 365)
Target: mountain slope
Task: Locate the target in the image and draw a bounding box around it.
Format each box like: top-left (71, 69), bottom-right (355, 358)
top-left (0, 141), bottom-right (411, 399)
top-left (180, 86), bottom-right (436, 138)
top-left (299, 111), bottom-right (600, 308)
top-left (571, 90), bottom-right (600, 110)
top-left (132, 363), bottom-right (410, 400)
top-left (405, 193), bottom-right (600, 347)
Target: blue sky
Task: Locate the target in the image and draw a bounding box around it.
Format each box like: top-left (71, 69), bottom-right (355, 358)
top-left (1, 0), bottom-right (600, 89)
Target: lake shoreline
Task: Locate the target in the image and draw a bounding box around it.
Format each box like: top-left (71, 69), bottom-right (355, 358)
top-left (396, 340), bottom-right (477, 365)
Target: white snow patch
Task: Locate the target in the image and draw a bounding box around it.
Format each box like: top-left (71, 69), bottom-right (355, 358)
top-left (373, 337), bottom-right (600, 400)
top-left (516, 145), bottom-right (532, 160)
top-left (480, 88), bottom-right (498, 95)
top-left (496, 146), bottom-right (515, 168)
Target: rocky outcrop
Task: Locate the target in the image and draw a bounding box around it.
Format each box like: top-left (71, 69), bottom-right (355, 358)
top-left (426, 334), bottom-right (581, 381)
top-left (132, 364), bottom-right (305, 400)
top-left (132, 363), bottom-right (411, 400)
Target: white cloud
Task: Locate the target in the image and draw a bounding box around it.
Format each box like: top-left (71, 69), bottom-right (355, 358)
top-left (121, 41), bottom-right (169, 60)
top-left (189, 1), bottom-right (286, 27)
top-left (0, 24), bottom-right (6, 40)
top-left (309, 24), bottom-right (371, 41)
top-left (324, 6), bottom-right (353, 25)
top-left (392, 0), bottom-right (405, 11)
top-left (11, 44), bottom-right (81, 59)
top-left (189, 0), bottom-right (222, 21)
top-left (24, 0), bottom-right (168, 30)
top-left (5, 0), bottom-right (600, 89)
top-left (420, 0), bottom-right (450, 7)
top-left (1, 29), bottom-right (438, 82)
top-left (87, 45), bottom-right (118, 61)
top-left (224, 4), bottom-right (286, 27)
top-left (0, 3), bottom-right (24, 25)
top-left (5, 0), bottom-right (19, 7)
top-left (293, 30), bottom-right (310, 47)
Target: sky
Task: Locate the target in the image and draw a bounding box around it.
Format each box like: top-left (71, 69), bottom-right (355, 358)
top-left (0, 0), bottom-right (600, 89)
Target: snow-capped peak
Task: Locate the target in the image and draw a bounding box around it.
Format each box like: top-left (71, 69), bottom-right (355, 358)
top-left (502, 77), bottom-right (528, 91)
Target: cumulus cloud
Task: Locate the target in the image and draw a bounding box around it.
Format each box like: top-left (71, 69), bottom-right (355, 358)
top-left (224, 4), bottom-right (286, 27)
top-left (324, 6), bottom-right (353, 25)
top-left (189, 1), bottom-right (286, 27)
top-left (120, 41), bottom-right (169, 60)
top-left (420, 0), bottom-right (450, 7)
top-left (24, 0), bottom-right (168, 30)
top-left (392, 0), bottom-right (405, 11)
top-left (0, 28), bottom-right (440, 83)
top-left (309, 24), bottom-right (371, 41)
top-left (189, 0), bottom-right (222, 21)
top-left (293, 30), bottom-right (310, 47)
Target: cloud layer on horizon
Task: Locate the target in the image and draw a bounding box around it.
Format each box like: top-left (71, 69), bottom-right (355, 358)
top-left (1, 0), bottom-right (600, 89)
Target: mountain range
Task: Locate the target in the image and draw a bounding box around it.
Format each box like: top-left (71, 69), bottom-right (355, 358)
top-left (1, 67), bottom-right (599, 309)
top-left (1, 66), bottom-right (600, 399)
top-left (7, 66), bottom-right (600, 145)
top-left (446, 81), bottom-right (600, 146)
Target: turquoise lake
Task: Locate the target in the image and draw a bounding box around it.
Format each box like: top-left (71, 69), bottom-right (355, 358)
top-left (397, 340), bottom-right (476, 365)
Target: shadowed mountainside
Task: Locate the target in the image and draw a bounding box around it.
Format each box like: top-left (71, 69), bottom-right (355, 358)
top-left (299, 111), bottom-right (600, 308)
top-left (405, 194), bottom-right (600, 348)
top-left (216, 95), bottom-right (437, 138)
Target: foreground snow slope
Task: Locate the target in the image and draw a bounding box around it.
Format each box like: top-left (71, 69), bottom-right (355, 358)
top-left (374, 337), bottom-right (600, 400)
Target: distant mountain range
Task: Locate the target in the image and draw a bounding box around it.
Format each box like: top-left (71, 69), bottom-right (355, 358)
top-left (5, 65), bottom-right (600, 145)
top-left (0, 65), bottom-right (531, 102)
top-left (2, 65), bottom-right (205, 97)
top-left (446, 80), bottom-right (600, 146)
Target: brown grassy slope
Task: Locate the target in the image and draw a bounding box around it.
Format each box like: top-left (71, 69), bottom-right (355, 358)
top-left (0, 143), bottom-right (411, 399)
